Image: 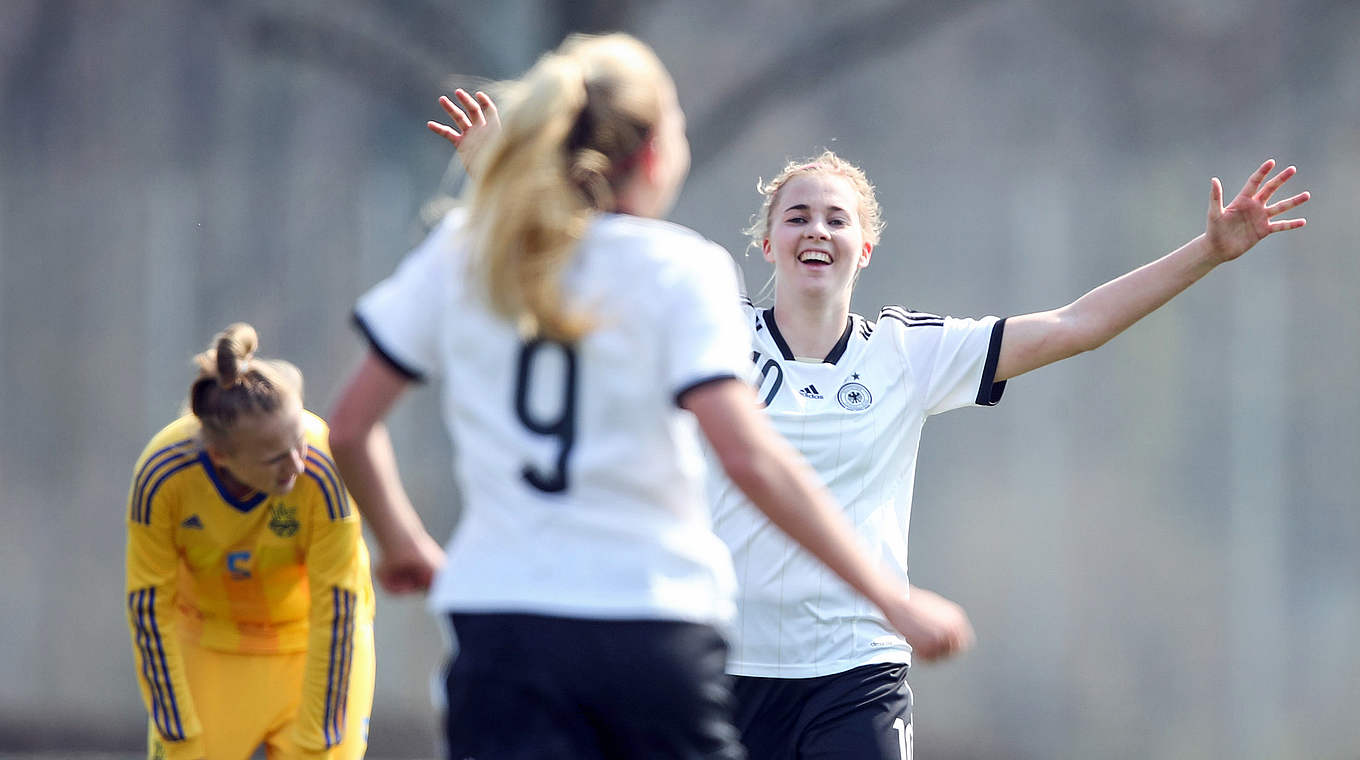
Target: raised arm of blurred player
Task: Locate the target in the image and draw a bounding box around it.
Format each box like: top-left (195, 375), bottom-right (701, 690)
top-left (328, 354), bottom-right (445, 594)
top-left (427, 89), bottom-right (501, 174)
top-left (996, 159), bottom-right (1310, 381)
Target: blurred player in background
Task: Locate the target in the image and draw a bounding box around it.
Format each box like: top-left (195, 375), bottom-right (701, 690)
top-left (712, 151), bottom-right (1308, 759)
top-left (329, 32), bottom-right (952, 760)
top-left (125, 322), bottom-right (374, 760)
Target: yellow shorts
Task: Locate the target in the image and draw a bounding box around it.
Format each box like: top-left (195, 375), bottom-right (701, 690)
top-left (146, 620), bottom-right (375, 760)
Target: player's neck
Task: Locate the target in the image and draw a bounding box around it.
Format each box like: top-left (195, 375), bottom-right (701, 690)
top-left (214, 465), bottom-right (257, 500)
top-left (771, 297), bottom-right (850, 361)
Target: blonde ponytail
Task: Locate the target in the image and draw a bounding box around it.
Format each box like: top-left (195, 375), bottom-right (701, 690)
top-left (469, 33), bottom-right (669, 342)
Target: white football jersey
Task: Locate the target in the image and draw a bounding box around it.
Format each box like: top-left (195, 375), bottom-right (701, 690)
top-left (710, 301), bottom-right (1006, 677)
top-left (356, 210), bottom-right (751, 625)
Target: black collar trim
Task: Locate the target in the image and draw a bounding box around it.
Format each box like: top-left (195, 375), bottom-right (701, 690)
top-left (762, 308), bottom-right (855, 365)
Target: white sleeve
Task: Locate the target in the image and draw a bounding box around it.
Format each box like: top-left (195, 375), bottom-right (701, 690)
top-left (887, 307), bottom-right (1007, 416)
top-left (353, 211), bottom-right (465, 382)
top-left (662, 241), bottom-right (753, 404)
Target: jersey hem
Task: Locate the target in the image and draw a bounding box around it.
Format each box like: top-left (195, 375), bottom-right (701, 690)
top-left (432, 600), bottom-right (734, 627)
top-left (726, 650), bottom-right (912, 679)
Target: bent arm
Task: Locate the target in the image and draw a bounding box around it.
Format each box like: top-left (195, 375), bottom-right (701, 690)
top-left (329, 352), bottom-right (444, 593)
top-left (293, 463), bottom-right (369, 754)
top-left (126, 492), bottom-right (204, 759)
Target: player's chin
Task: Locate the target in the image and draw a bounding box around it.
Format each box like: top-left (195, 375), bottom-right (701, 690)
top-left (272, 475), bottom-right (300, 495)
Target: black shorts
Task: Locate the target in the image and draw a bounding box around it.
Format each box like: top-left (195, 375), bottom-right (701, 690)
top-left (732, 663), bottom-right (913, 760)
top-left (442, 612), bottom-right (745, 760)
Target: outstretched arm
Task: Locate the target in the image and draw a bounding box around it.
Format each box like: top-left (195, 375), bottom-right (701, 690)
top-left (995, 160), bottom-right (1310, 381)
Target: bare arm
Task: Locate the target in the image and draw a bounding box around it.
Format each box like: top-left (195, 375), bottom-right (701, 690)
top-left (684, 378), bottom-right (970, 660)
top-left (328, 352), bottom-right (445, 593)
top-left (995, 160), bottom-right (1310, 381)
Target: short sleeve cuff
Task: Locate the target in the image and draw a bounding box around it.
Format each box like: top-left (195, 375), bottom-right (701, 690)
top-left (975, 317), bottom-right (1007, 406)
top-left (352, 311), bottom-right (425, 383)
top-left (674, 373), bottom-right (740, 408)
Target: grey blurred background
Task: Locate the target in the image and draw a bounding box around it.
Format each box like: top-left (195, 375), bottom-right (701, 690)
top-left (2, 0), bottom-right (1356, 758)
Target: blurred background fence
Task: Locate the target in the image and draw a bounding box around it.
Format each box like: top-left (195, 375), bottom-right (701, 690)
top-left (2, 1), bottom-right (1358, 757)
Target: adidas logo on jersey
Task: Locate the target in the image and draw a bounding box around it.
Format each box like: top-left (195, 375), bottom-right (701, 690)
top-left (799, 384), bottom-right (824, 399)
top-left (181, 514), bottom-right (204, 530)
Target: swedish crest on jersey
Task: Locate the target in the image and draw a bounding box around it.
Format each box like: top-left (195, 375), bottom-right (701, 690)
top-left (268, 503), bottom-right (300, 537)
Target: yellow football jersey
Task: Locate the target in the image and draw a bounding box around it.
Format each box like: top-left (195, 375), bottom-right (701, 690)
top-left (126, 410), bottom-right (374, 758)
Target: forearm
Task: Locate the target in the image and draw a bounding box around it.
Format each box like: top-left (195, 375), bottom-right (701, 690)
top-left (740, 437), bottom-right (906, 610)
top-left (1066, 233), bottom-right (1219, 348)
top-left (998, 233), bottom-right (1220, 380)
top-left (694, 387), bottom-right (907, 612)
top-left (294, 582), bottom-right (362, 752)
top-left (126, 580), bottom-right (203, 757)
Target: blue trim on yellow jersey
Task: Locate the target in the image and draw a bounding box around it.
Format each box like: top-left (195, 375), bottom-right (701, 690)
top-left (338, 588), bottom-right (355, 744)
top-left (198, 451), bottom-right (267, 513)
top-left (130, 440), bottom-right (197, 524)
top-left (135, 454), bottom-right (198, 525)
top-left (324, 587), bottom-right (356, 747)
top-left (305, 446), bottom-right (349, 520)
top-left (130, 588), bottom-right (185, 741)
top-left (305, 461), bottom-right (341, 521)
top-left (129, 590), bottom-right (166, 736)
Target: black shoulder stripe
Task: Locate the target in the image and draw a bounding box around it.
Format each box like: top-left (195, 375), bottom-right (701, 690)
top-left (879, 311), bottom-right (944, 329)
top-left (881, 305), bottom-right (943, 322)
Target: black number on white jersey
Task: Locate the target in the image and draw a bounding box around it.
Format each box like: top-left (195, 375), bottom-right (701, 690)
top-left (752, 351), bottom-right (783, 408)
top-left (514, 339), bottom-right (578, 493)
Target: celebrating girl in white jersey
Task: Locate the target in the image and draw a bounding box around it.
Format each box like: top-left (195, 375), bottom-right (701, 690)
top-left (714, 151), bottom-right (1308, 760)
top-left (328, 35), bottom-right (937, 759)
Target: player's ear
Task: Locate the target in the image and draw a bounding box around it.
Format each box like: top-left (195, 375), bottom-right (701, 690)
top-left (859, 241), bottom-right (873, 268)
top-left (635, 137), bottom-right (661, 184)
top-left (762, 238), bottom-right (774, 263)
top-left (203, 441), bottom-right (231, 467)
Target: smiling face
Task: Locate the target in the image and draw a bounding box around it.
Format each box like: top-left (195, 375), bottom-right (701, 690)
top-left (763, 172), bottom-right (874, 306)
top-left (205, 399), bottom-right (307, 497)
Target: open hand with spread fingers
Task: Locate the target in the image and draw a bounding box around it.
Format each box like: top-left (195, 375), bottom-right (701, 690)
top-left (1206, 159), bottom-right (1310, 263)
top-left (428, 88), bottom-right (501, 173)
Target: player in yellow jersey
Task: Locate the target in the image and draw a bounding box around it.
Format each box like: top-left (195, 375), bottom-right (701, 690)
top-left (126, 322), bottom-right (375, 760)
